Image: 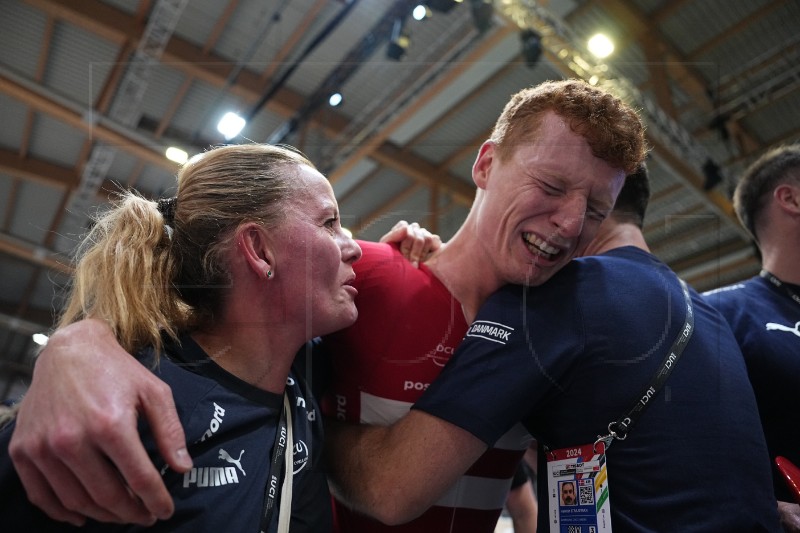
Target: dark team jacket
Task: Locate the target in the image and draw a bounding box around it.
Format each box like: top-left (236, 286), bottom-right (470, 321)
top-left (0, 335), bottom-right (332, 532)
top-left (415, 247), bottom-right (780, 532)
top-left (704, 275), bottom-right (800, 503)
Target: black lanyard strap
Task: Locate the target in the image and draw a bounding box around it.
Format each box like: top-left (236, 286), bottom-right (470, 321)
top-left (260, 394), bottom-right (289, 533)
top-left (760, 270), bottom-right (800, 307)
top-left (595, 278), bottom-right (694, 452)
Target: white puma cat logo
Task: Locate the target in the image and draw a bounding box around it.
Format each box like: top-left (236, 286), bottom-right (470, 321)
top-left (218, 448), bottom-right (246, 476)
top-left (766, 321), bottom-right (800, 338)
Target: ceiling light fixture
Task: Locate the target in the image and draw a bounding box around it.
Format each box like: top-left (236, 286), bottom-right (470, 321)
top-left (587, 33), bottom-right (614, 58)
top-left (329, 92), bottom-right (343, 107)
top-left (165, 146), bottom-right (188, 164)
top-left (387, 17), bottom-right (410, 61)
top-left (412, 5), bottom-right (430, 20)
top-left (520, 29), bottom-right (542, 68)
top-left (217, 111), bottom-right (246, 140)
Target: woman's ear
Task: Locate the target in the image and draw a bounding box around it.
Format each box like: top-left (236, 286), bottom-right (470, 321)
top-left (236, 222), bottom-right (275, 281)
top-left (472, 141), bottom-right (496, 190)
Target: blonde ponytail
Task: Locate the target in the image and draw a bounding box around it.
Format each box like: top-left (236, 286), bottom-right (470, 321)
top-left (58, 192), bottom-right (189, 355)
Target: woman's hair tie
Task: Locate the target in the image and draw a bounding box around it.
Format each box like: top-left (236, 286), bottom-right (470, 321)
top-left (157, 197), bottom-right (177, 226)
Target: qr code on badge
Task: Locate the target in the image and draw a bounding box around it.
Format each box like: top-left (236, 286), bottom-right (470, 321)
top-left (578, 482), bottom-right (594, 505)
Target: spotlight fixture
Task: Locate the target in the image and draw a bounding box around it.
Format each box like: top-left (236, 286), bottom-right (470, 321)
top-left (217, 111), bottom-right (246, 140)
top-left (587, 33), bottom-right (614, 58)
top-left (412, 4), bottom-right (430, 20)
top-left (702, 158), bottom-right (723, 191)
top-left (328, 92), bottom-right (343, 107)
top-left (520, 29), bottom-right (542, 68)
top-left (387, 17), bottom-right (410, 61)
top-left (469, 0), bottom-right (493, 34)
top-left (165, 146), bottom-right (188, 164)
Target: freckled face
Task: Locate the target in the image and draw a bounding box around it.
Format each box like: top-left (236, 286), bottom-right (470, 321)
top-left (272, 165), bottom-right (362, 338)
top-left (473, 112), bottom-right (625, 287)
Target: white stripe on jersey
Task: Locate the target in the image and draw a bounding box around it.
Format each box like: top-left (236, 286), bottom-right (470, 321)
top-left (359, 391), bottom-right (411, 425)
top-left (360, 391), bottom-right (532, 450)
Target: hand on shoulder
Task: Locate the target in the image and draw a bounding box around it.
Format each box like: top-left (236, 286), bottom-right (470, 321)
top-left (9, 318), bottom-right (190, 526)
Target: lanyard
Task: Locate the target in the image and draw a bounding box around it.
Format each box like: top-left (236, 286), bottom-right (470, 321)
top-left (260, 395), bottom-right (289, 533)
top-left (595, 279), bottom-right (694, 452)
top-left (760, 270), bottom-right (800, 307)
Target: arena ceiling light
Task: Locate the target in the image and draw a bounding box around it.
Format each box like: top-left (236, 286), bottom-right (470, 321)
top-left (165, 146), bottom-right (189, 164)
top-left (328, 92), bottom-right (343, 107)
top-left (217, 111), bottom-right (246, 140)
top-left (587, 33), bottom-right (614, 58)
top-left (412, 4), bottom-right (430, 20)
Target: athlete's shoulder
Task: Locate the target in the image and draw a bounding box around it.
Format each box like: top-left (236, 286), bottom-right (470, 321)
top-left (354, 240), bottom-right (406, 273)
top-left (352, 240), bottom-right (441, 293)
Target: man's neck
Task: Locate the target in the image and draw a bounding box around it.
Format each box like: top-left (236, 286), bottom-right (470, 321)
top-left (761, 246), bottom-right (800, 285)
top-left (584, 222), bottom-right (650, 256)
top-left (758, 211), bottom-right (800, 284)
top-left (425, 232), bottom-right (502, 324)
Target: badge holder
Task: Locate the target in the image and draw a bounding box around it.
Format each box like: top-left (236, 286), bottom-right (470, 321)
top-left (546, 279), bottom-right (694, 533)
top-left (546, 439), bottom-right (612, 533)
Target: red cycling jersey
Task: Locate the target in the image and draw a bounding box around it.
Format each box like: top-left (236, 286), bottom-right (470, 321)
top-left (322, 241), bottom-right (530, 532)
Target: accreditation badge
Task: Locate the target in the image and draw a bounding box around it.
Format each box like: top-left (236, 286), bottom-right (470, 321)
top-left (546, 442), bottom-right (612, 533)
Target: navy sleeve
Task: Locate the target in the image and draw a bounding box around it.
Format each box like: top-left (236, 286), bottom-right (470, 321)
top-left (413, 283), bottom-right (584, 445)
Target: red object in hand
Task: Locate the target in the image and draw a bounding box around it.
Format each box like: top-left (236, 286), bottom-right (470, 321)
top-left (776, 456), bottom-right (800, 504)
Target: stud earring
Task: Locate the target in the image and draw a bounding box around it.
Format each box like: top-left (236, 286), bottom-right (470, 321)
top-left (267, 270), bottom-right (272, 279)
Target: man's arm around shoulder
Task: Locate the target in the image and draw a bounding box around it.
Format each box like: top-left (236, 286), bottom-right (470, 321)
top-left (9, 318), bottom-right (191, 526)
top-left (326, 409), bottom-right (487, 525)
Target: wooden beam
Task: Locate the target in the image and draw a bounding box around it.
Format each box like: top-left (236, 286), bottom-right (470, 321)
top-left (410, 57), bottom-right (520, 147)
top-left (2, 179), bottom-right (21, 233)
top-left (95, 41), bottom-right (135, 113)
top-left (640, 38), bottom-right (675, 116)
top-left (202, 0), bottom-right (239, 54)
top-left (371, 144), bottom-right (475, 207)
top-left (155, 76), bottom-right (193, 138)
top-left (25, 0), bottom-right (349, 138)
top-left (0, 147), bottom-right (79, 189)
top-left (0, 74), bottom-right (177, 172)
top-left (0, 233), bottom-right (72, 274)
top-left (648, 138), bottom-right (739, 225)
top-left (25, 0), bottom-right (130, 45)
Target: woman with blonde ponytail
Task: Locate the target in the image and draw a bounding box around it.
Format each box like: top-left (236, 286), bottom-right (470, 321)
top-left (1, 143), bottom-right (363, 532)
